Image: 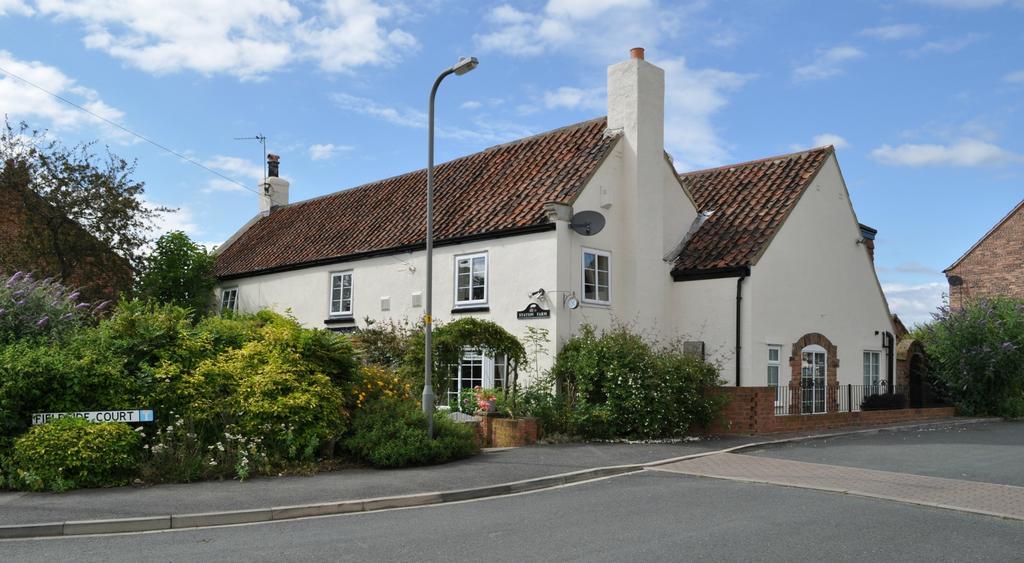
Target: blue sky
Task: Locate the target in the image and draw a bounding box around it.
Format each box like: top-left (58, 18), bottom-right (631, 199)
top-left (0, 0), bottom-right (1021, 325)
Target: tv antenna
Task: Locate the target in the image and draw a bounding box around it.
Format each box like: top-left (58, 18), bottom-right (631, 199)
top-left (234, 134), bottom-right (267, 188)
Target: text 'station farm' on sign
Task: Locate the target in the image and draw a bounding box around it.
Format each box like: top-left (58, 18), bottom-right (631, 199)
top-left (31, 410), bottom-right (155, 426)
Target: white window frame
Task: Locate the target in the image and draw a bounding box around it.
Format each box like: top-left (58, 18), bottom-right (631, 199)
top-left (767, 345), bottom-right (782, 387)
top-left (220, 287), bottom-right (238, 313)
top-left (447, 349), bottom-right (507, 406)
top-left (863, 350), bottom-right (881, 388)
top-left (801, 344), bottom-right (828, 414)
top-left (453, 252), bottom-right (488, 307)
top-left (329, 271), bottom-right (354, 317)
top-left (581, 248), bottom-right (611, 305)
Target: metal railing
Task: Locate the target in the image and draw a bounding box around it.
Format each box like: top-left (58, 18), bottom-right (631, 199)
top-left (772, 382), bottom-right (909, 416)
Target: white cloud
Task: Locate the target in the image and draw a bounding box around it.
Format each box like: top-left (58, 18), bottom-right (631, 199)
top-left (661, 57), bottom-right (752, 170)
top-left (331, 92), bottom-right (533, 144)
top-left (909, 33), bottom-right (984, 56)
top-left (200, 155), bottom-right (263, 192)
top-left (881, 282), bottom-right (946, 327)
top-left (0, 0), bottom-right (32, 15)
top-left (144, 200), bottom-right (201, 239)
top-left (30, 0), bottom-right (417, 80)
top-left (0, 50), bottom-right (127, 135)
top-left (543, 86), bottom-right (604, 111)
top-left (474, 1), bottom-right (673, 60)
top-left (860, 24), bottom-right (924, 40)
top-left (793, 46), bottom-right (864, 81)
top-left (877, 261), bottom-right (942, 276)
top-left (308, 143), bottom-right (352, 160)
top-left (1003, 70), bottom-right (1024, 83)
top-left (460, 100), bottom-right (483, 110)
top-left (332, 92), bottom-right (425, 128)
top-left (871, 139), bottom-right (1021, 167)
top-left (915, 0), bottom-right (1008, 8)
top-left (812, 133), bottom-right (850, 149)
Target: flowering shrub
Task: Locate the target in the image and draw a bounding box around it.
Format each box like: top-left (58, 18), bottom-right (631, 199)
top-left (551, 325), bottom-right (725, 439)
top-left (0, 271), bottom-right (108, 345)
top-left (139, 413), bottom-right (269, 483)
top-left (349, 365), bottom-right (416, 410)
top-left (6, 417), bottom-right (139, 492)
top-left (917, 297), bottom-right (1024, 417)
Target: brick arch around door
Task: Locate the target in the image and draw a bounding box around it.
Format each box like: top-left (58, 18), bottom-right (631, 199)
top-left (789, 332), bottom-right (840, 413)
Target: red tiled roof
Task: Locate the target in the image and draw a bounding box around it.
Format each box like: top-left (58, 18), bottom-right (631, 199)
top-left (673, 146), bottom-right (833, 274)
top-left (215, 117), bottom-right (616, 278)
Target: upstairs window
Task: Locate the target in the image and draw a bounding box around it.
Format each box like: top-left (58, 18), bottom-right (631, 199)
top-left (582, 248), bottom-right (611, 304)
top-left (330, 271), bottom-right (353, 316)
top-left (220, 288), bottom-right (238, 313)
top-left (454, 252), bottom-right (487, 306)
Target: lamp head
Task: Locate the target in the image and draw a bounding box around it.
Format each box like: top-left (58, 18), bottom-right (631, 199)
top-left (452, 56), bottom-right (479, 76)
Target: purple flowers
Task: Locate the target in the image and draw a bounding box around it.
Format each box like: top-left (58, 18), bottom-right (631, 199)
top-left (1, 270), bottom-right (103, 344)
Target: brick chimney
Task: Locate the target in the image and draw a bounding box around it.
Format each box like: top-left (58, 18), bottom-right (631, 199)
top-left (260, 154), bottom-right (289, 214)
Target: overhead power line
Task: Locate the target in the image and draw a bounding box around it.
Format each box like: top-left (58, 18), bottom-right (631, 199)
top-left (0, 64), bottom-right (259, 195)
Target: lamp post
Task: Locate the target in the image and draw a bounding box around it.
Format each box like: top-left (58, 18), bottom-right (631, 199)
top-left (424, 56), bottom-right (479, 438)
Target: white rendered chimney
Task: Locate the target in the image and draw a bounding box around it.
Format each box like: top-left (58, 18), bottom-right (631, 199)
top-left (260, 153), bottom-right (289, 214)
top-left (606, 47), bottom-right (667, 324)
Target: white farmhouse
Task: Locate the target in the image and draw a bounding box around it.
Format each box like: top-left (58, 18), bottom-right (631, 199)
top-left (214, 49), bottom-right (896, 412)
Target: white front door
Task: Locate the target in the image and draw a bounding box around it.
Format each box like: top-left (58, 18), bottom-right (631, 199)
top-left (447, 349), bottom-right (509, 405)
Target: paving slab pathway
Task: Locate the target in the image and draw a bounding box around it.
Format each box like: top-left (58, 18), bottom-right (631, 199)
top-left (652, 452), bottom-right (1024, 521)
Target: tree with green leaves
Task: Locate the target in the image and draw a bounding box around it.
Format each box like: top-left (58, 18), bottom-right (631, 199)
top-left (137, 231), bottom-right (216, 317)
top-left (0, 120), bottom-right (170, 300)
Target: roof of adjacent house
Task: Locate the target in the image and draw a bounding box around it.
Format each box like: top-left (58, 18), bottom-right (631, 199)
top-left (672, 146), bottom-right (833, 277)
top-left (944, 198), bottom-right (1024, 273)
top-left (214, 117), bottom-right (617, 279)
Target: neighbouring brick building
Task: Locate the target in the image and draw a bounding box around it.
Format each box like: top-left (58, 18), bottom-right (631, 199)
top-left (0, 162), bottom-right (132, 301)
top-left (945, 199), bottom-right (1024, 310)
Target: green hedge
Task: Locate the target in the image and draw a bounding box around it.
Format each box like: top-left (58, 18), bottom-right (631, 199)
top-left (345, 397), bottom-right (478, 468)
top-left (6, 417), bottom-right (139, 492)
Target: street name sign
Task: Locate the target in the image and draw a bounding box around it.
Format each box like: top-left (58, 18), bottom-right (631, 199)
top-left (31, 410), bottom-right (154, 426)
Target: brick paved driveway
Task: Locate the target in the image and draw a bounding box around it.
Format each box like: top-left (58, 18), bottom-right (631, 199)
top-left (652, 453), bottom-right (1024, 520)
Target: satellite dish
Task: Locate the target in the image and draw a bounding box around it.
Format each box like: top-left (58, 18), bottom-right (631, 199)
top-left (569, 210), bottom-right (606, 236)
top-left (948, 275), bottom-right (963, 287)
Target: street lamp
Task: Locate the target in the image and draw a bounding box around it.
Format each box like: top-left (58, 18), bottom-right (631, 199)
top-left (423, 56), bottom-right (479, 438)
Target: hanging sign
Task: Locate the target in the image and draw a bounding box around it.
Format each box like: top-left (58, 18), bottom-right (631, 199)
top-left (516, 303), bottom-right (551, 320)
top-left (31, 410), bottom-right (154, 426)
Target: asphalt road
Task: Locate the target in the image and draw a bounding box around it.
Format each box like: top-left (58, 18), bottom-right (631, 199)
top-left (747, 420), bottom-right (1024, 486)
top-left (5, 470), bottom-right (1022, 562)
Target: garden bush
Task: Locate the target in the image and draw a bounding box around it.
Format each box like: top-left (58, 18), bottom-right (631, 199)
top-left (345, 396), bottom-right (478, 468)
top-left (6, 417), bottom-right (139, 492)
top-left (916, 297), bottom-right (1024, 417)
top-left (551, 325), bottom-right (725, 439)
top-left (0, 271), bottom-right (108, 345)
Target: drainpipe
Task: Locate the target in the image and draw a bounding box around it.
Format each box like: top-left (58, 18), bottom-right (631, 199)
top-left (735, 274), bottom-right (747, 387)
top-left (884, 331), bottom-right (895, 388)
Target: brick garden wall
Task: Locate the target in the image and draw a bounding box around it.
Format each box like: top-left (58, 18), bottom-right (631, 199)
top-left (709, 386), bottom-right (955, 435)
top-left (474, 415), bottom-right (538, 447)
top-left (947, 201), bottom-right (1024, 310)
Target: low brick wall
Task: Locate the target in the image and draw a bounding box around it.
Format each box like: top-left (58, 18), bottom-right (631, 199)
top-left (475, 415), bottom-right (538, 447)
top-left (710, 386), bottom-right (956, 435)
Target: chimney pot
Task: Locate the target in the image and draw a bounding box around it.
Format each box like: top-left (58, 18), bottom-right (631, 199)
top-left (267, 153), bottom-right (280, 178)
top-left (630, 47), bottom-right (645, 60)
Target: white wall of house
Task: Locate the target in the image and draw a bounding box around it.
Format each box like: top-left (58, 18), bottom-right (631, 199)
top-left (217, 230), bottom-right (562, 382)
top-left (746, 154), bottom-right (895, 387)
top-left (671, 276), bottom-right (743, 382)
